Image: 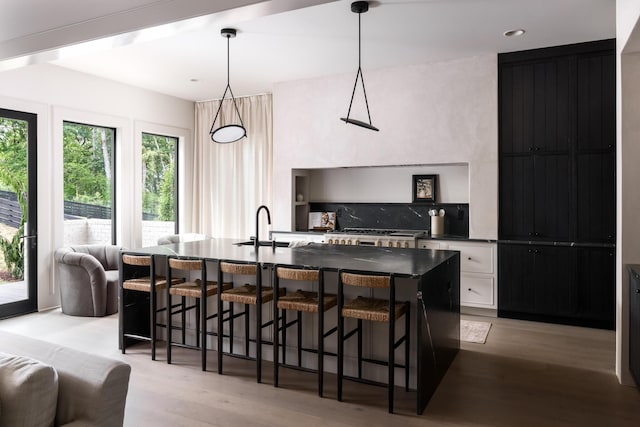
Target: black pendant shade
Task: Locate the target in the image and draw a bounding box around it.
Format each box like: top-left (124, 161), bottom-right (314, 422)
top-left (340, 1), bottom-right (379, 132)
top-left (210, 28), bottom-right (247, 144)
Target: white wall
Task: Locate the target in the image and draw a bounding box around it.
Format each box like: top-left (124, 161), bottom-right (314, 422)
top-left (616, 0), bottom-right (640, 385)
top-left (0, 63), bottom-right (194, 311)
top-left (273, 54), bottom-right (497, 239)
top-left (618, 0), bottom-right (640, 50)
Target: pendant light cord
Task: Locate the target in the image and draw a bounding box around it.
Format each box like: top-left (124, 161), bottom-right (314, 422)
top-left (344, 9), bottom-right (374, 127)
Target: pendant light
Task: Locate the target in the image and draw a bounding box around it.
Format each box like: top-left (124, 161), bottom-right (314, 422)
top-left (340, 1), bottom-right (379, 132)
top-left (210, 28), bottom-right (247, 144)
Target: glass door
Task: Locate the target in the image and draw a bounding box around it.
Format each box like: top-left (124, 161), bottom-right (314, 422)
top-left (0, 108), bottom-right (37, 318)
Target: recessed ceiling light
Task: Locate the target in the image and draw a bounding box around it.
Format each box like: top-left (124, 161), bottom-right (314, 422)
top-left (190, 78), bottom-right (199, 82)
top-left (504, 29), bottom-right (525, 37)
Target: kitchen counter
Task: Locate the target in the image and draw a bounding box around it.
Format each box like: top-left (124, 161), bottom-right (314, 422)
top-left (497, 239), bottom-right (615, 248)
top-left (125, 238), bottom-right (458, 276)
top-left (121, 238), bottom-right (460, 414)
top-left (270, 229), bottom-right (496, 244)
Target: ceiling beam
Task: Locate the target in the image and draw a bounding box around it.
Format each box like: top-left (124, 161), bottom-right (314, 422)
top-left (0, 0), bottom-right (336, 70)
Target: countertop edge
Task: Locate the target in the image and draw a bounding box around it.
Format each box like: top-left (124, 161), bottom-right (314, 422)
top-left (498, 240), bottom-right (615, 249)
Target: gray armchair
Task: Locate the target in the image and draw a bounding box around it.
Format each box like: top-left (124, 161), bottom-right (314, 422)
top-left (54, 245), bottom-right (122, 317)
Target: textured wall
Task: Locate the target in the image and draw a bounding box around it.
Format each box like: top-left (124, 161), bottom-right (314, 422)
top-left (273, 54), bottom-right (497, 239)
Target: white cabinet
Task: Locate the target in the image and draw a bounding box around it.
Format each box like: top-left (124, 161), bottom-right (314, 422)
top-left (417, 239), bottom-right (497, 309)
top-left (417, 240), bottom-right (441, 250)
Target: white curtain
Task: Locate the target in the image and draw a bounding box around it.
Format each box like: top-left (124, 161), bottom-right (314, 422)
top-left (192, 94), bottom-right (273, 239)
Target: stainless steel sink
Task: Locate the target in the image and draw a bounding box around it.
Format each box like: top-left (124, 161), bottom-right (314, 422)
top-left (234, 240), bottom-right (290, 248)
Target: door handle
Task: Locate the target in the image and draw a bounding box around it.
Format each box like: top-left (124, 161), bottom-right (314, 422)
top-left (19, 234), bottom-right (37, 249)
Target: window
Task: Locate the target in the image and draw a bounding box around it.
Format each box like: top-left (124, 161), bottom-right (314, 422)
top-left (141, 132), bottom-right (177, 247)
top-left (62, 121), bottom-right (115, 245)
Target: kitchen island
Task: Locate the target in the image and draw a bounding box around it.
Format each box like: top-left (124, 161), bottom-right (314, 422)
top-left (119, 238), bottom-right (460, 414)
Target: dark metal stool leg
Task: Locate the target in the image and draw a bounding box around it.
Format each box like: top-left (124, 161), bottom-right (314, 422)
top-left (282, 310), bottom-right (287, 366)
top-left (318, 305), bottom-right (324, 397)
top-left (357, 319), bottom-right (363, 379)
top-left (200, 262), bottom-right (207, 371)
top-left (229, 303), bottom-right (235, 354)
top-left (150, 290), bottom-right (157, 360)
top-left (217, 262), bottom-right (224, 375)
top-left (405, 302), bottom-right (410, 391)
top-left (244, 304), bottom-right (250, 357)
top-left (297, 311), bottom-right (302, 367)
top-left (166, 258), bottom-right (173, 364)
top-left (181, 296), bottom-right (186, 345)
top-left (388, 275), bottom-right (397, 414)
top-left (318, 270), bottom-right (325, 397)
top-left (389, 311), bottom-right (395, 413)
top-left (119, 256), bottom-right (125, 353)
top-left (195, 297), bottom-right (200, 348)
top-left (273, 268), bottom-right (280, 388)
top-left (337, 272), bottom-right (344, 402)
top-left (256, 266), bottom-right (263, 384)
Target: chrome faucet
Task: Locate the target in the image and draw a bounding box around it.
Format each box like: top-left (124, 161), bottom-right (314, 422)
top-left (255, 205), bottom-right (271, 249)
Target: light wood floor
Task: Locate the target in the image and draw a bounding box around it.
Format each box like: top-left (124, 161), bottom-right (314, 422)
top-left (1, 309), bottom-right (638, 426)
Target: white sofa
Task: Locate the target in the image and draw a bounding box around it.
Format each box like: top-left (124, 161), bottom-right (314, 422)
top-left (0, 330), bottom-right (131, 426)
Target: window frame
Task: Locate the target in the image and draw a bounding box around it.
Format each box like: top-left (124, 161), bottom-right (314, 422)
top-left (62, 120), bottom-right (117, 245)
top-left (141, 131), bottom-right (179, 237)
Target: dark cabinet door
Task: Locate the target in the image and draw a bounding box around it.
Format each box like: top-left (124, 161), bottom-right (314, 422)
top-left (576, 151), bottom-right (616, 243)
top-left (500, 154), bottom-right (572, 241)
top-left (575, 51), bottom-right (616, 243)
top-left (533, 245), bottom-right (576, 317)
top-left (498, 244), bottom-right (536, 313)
top-left (499, 56), bottom-right (575, 241)
top-left (500, 244), bottom-right (612, 328)
top-left (533, 154), bottom-right (573, 241)
top-left (630, 269), bottom-right (640, 386)
top-left (577, 52), bottom-right (616, 152)
top-left (575, 247), bottom-right (615, 328)
top-left (499, 244), bottom-right (574, 315)
top-left (500, 57), bottom-right (575, 155)
top-left (499, 156), bottom-right (535, 239)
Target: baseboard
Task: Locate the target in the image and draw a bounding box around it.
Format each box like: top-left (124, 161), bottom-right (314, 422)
top-left (461, 306), bottom-right (497, 317)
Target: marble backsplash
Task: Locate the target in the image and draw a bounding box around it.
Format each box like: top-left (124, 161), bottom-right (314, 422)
top-left (308, 202), bottom-right (469, 237)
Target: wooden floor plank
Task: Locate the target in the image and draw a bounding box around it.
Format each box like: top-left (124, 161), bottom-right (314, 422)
top-left (0, 309), bottom-right (638, 426)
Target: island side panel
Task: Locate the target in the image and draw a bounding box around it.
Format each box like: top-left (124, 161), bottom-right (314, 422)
top-left (417, 252), bottom-right (460, 414)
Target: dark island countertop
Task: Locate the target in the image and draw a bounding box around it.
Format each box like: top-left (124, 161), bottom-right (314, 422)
top-left (124, 238), bottom-right (459, 278)
top-left (121, 238), bottom-right (460, 414)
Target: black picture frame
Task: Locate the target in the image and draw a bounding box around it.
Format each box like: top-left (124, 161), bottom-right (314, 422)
top-left (412, 174), bottom-right (437, 203)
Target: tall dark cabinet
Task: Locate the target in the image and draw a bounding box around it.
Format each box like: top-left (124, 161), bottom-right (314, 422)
top-left (498, 40), bottom-right (616, 329)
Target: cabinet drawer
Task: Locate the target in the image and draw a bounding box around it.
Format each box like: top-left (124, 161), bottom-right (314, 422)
top-left (461, 276), bottom-right (494, 306)
top-left (417, 240), bottom-right (441, 250)
top-left (446, 244), bottom-right (494, 274)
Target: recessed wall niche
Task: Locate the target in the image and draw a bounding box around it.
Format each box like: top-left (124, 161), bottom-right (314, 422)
top-left (308, 164), bottom-right (469, 204)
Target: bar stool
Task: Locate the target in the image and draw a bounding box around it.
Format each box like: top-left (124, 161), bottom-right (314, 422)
top-left (165, 257), bottom-right (231, 371)
top-left (273, 265), bottom-right (337, 397)
top-left (337, 270), bottom-right (410, 413)
top-left (119, 253), bottom-right (184, 360)
top-left (217, 261), bottom-right (280, 383)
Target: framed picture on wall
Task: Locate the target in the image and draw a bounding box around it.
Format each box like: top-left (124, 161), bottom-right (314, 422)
top-left (412, 174), bottom-right (437, 203)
